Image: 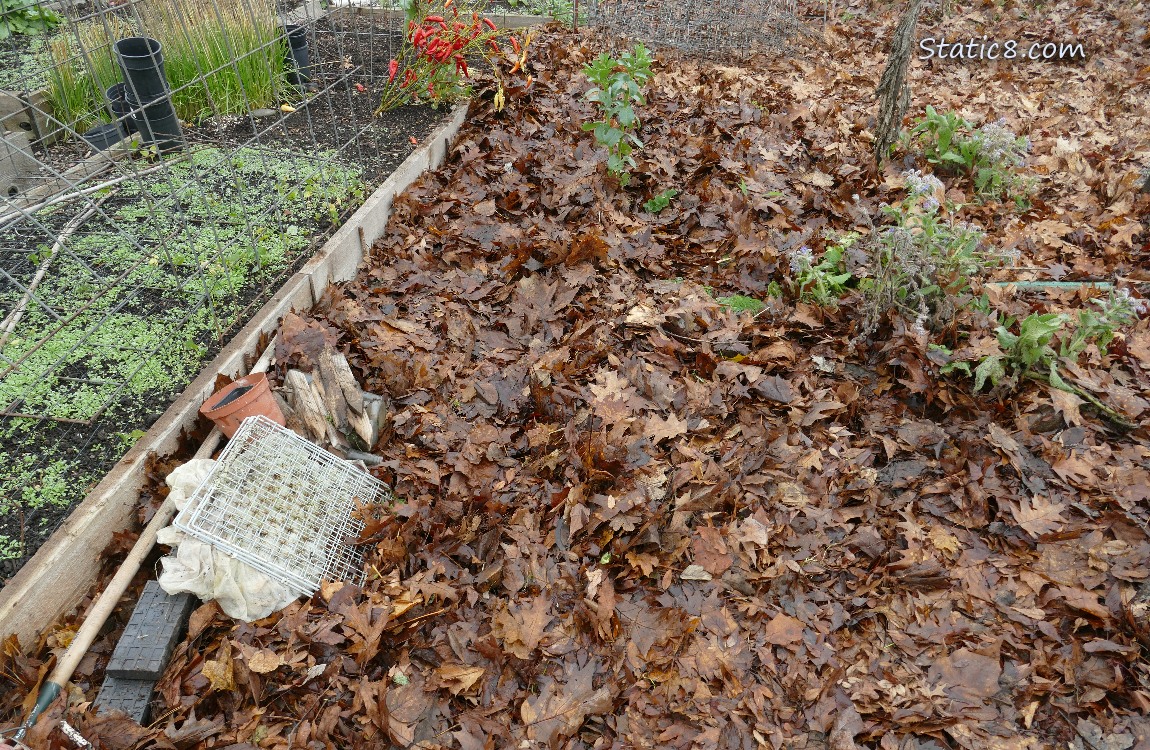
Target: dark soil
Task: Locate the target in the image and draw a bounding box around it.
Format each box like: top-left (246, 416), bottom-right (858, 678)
top-left (0, 13), bottom-right (452, 584)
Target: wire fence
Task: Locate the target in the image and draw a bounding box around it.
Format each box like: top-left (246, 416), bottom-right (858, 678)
top-left (0, 0), bottom-right (422, 580)
top-left (585, 0), bottom-right (804, 56)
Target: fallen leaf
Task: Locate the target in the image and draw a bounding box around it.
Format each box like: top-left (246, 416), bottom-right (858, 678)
top-left (762, 614), bottom-right (804, 645)
top-left (1012, 495), bottom-right (1067, 537)
top-left (436, 663), bottom-right (486, 695)
top-left (492, 595), bottom-right (553, 659)
top-left (681, 564), bottom-right (713, 581)
top-left (521, 661), bottom-right (613, 746)
top-left (247, 648), bottom-right (283, 674)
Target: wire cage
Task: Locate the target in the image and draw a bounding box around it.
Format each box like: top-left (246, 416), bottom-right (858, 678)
top-left (0, 0), bottom-right (428, 579)
top-left (174, 414), bottom-right (389, 598)
top-left (585, 0), bottom-right (803, 57)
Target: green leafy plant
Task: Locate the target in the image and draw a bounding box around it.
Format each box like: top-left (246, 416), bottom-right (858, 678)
top-left (971, 312), bottom-right (1066, 392)
top-left (1060, 288), bottom-right (1143, 360)
top-left (908, 106), bottom-right (1032, 200)
top-left (786, 235), bottom-right (855, 306)
top-left (857, 170), bottom-right (1007, 335)
top-left (643, 188), bottom-right (678, 214)
top-left (943, 289), bottom-right (1147, 427)
top-left (967, 289), bottom-right (1146, 392)
top-left (582, 43), bottom-right (652, 187)
top-left (0, 0), bottom-right (63, 39)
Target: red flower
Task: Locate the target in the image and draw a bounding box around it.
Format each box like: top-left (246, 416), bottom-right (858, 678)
top-left (454, 54), bottom-right (468, 76)
top-left (424, 14), bottom-right (444, 22)
top-left (388, 58), bottom-right (398, 83)
top-left (510, 35), bottom-right (520, 54)
top-left (427, 79), bottom-right (435, 96)
top-left (482, 17), bottom-right (496, 30)
top-left (489, 39), bottom-right (501, 54)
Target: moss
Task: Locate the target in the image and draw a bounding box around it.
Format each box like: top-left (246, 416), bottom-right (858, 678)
top-left (0, 36), bottom-right (51, 91)
top-left (0, 146), bottom-right (364, 567)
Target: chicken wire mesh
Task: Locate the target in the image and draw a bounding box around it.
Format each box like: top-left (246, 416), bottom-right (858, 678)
top-left (174, 415), bottom-right (388, 598)
top-left (0, 0), bottom-right (428, 579)
top-left (584, 0), bottom-right (804, 56)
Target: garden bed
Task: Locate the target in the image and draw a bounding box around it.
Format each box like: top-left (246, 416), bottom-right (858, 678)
top-left (0, 9), bottom-right (455, 581)
top-left (38, 7), bottom-right (1149, 746)
top-left (3, 0), bottom-right (1150, 747)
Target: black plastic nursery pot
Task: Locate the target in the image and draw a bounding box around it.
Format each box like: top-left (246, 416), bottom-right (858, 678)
top-left (81, 123), bottom-right (128, 150)
top-left (124, 90), bottom-right (185, 152)
top-left (284, 24), bottom-right (313, 88)
top-left (114, 37), bottom-right (169, 102)
top-left (105, 83), bottom-right (138, 135)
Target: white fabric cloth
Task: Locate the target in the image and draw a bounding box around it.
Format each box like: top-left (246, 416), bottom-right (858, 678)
top-left (157, 459), bottom-right (297, 622)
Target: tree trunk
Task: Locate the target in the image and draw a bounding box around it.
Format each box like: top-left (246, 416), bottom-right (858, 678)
top-left (873, 0), bottom-right (926, 167)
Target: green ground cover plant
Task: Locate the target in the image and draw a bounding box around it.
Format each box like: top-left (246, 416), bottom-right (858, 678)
top-left (642, 188), bottom-right (677, 214)
top-left (0, 35), bottom-right (50, 90)
top-left (0, 145), bottom-right (364, 565)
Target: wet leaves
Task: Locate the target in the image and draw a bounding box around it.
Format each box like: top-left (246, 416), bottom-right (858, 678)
top-left (3, 2), bottom-right (1150, 747)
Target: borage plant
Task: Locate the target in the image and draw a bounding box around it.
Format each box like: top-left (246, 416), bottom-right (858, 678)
top-left (909, 106), bottom-right (1032, 201)
top-left (377, 0), bottom-right (526, 113)
top-left (857, 169), bottom-right (1008, 336)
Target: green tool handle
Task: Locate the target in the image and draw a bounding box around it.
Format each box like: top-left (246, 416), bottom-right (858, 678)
top-left (14, 681), bottom-right (60, 741)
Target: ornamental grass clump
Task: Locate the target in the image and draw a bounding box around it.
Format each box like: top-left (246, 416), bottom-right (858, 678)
top-left (47, 15), bottom-right (134, 131)
top-left (377, 0), bottom-right (525, 113)
top-left (137, 0), bottom-right (286, 121)
top-left (47, 0), bottom-right (286, 129)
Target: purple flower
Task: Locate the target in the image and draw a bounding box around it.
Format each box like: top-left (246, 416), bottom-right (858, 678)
top-left (788, 245), bottom-right (813, 273)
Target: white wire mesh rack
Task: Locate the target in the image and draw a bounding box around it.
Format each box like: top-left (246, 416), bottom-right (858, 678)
top-left (173, 414), bottom-right (387, 598)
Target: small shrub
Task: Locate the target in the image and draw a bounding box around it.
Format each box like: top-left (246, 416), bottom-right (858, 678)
top-left (643, 188), bottom-right (678, 214)
top-left (909, 106), bottom-right (1032, 200)
top-left (582, 42), bottom-right (652, 187)
top-left (378, 1), bottom-right (519, 113)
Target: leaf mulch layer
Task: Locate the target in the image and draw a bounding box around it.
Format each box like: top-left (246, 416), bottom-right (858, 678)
top-left (5, 0), bottom-right (1150, 747)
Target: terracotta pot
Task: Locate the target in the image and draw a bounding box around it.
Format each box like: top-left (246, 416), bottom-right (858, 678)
top-left (200, 372), bottom-right (285, 438)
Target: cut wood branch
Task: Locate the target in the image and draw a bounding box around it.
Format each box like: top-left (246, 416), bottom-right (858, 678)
top-left (0, 191), bottom-right (114, 351)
